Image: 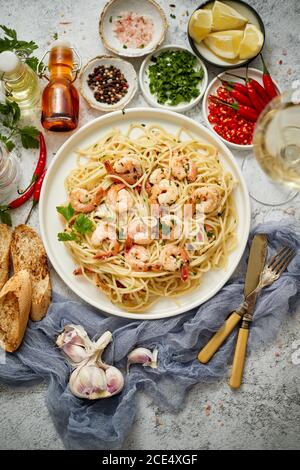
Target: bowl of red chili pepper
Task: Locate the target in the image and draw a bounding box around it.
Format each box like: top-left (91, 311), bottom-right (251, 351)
top-left (202, 66), bottom-right (281, 150)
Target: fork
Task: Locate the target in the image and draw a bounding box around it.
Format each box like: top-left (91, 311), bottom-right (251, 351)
top-left (229, 246), bottom-right (295, 389)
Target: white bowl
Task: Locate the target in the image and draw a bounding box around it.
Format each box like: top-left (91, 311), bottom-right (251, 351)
top-left (79, 56), bottom-right (137, 112)
top-left (99, 0), bottom-right (167, 58)
top-left (202, 67), bottom-right (281, 151)
top-left (139, 44), bottom-right (208, 113)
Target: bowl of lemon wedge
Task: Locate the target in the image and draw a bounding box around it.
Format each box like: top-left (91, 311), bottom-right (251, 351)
top-left (188, 0), bottom-right (265, 69)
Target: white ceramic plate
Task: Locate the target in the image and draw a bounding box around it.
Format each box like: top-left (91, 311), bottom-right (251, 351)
top-left (202, 67), bottom-right (281, 151)
top-left (79, 56), bottom-right (137, 112)
top-left (99, 0), bottom-right (167, 58)
top-left (139, 44), bottom-right (208, 113)
top-left (39, 108), bottom-right (250, 320)
top-left (188, 0), bottom-right (265, 68)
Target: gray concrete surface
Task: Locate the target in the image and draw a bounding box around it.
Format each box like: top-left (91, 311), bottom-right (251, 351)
top-left (0, 0), bottom-right (300, 450)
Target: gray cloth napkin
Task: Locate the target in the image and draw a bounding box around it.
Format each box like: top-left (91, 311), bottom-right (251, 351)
top-left (0, 222), bottom-right (300, 450)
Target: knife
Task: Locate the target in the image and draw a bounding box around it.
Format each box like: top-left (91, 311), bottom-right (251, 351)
top-left (198, 234), bottom-right (268, 364)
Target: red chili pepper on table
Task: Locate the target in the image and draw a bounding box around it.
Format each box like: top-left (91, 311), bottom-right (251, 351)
top-left (210, 96), bottom-right (258, 122)
top-left (261, 54), bottom-right (279, 100)
top-left (25, 169), bottom-right (47, 224)
top-left (18, 132), bottom-right (47, 195)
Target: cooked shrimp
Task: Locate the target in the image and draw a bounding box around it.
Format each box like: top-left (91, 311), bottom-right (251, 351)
top-left (160, 244), bottom-right (189, 281)
top-left (106, 184), bottom-right (133, 213)
top-left (69, 186), bottom-right (105, 213)
top-left (127, 218), bottom-right (153, 245)
top-left (192, 187), bottom-right (221, 214)
top-left (150, 179), bottom-right (178, 205)
top-left (125, 245), bottom-right (150, 272)
top-left (172, 157), bottom-right (197, 182)
top-left (149, 168), bottom-right (166, 185)
top-left (90, 221), bottom-right (117, 246)
top-left (104, 157), bottom-right (142, 185)
top-left (91, 222), bottom-right (120, 259)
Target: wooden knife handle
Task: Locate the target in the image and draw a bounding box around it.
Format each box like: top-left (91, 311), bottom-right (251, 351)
top-left (198, 312), bottom-right (242, 364)
top-left (229, 326), bottom-right (250, 389)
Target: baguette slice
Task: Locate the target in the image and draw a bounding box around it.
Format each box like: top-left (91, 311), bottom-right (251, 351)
top-left (11, 224), bottom-right (51, 321)
top-left (0, 270), bottom-right (32, 352)
top-left (0, 224), bottom-right (12, 291)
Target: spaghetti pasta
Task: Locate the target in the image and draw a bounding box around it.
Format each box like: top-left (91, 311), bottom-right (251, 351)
top-left (57, 124), bottom-right (237, 312)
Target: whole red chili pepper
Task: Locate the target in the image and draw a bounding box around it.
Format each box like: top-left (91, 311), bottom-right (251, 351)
top-left (220, 78), bottom-right (249, 98)
top-left (261, 54), bottom-right (279, 100)
top-left (226, 72), bottom-right (270, 105)
top-left (210, 96), bottom-right (258, 122)
top-left (220, 80), bottom-right (253, 107)
top-left (18, 132), bottom-right (47, 195)
top-left (25, 169), bottom-right (47, 224)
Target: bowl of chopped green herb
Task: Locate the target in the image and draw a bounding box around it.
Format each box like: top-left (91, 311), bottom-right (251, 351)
top-left (139, 45), bottom-right (208, 112)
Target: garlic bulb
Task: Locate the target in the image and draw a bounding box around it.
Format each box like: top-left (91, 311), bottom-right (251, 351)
top-left (127, 347), bottom-right (158, 371)
top-left (57, 326), bottom-right (124, 400)
top-left (56, 324), bottom-right (93, 364)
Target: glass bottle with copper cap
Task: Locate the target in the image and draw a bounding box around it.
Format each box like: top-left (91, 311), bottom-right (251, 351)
top-left (41, 40), bottom-right (81, 132)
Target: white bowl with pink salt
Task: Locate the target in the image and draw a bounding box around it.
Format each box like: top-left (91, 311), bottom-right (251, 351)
top-left (99, 0), bottom-right (168, 58)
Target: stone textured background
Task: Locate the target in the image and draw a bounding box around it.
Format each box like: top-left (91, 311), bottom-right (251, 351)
top-left (0, 0), bottom-right (300, 450)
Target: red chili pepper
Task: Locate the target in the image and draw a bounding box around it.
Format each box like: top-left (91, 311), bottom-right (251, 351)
top-left (220, 78), bottom-right (249, 99)
top-left (210, 96), bottom-right (258, 122)
top-left (24, 169), bottom-right (47, 224)
top-left (8, 183), bottom-right (36, 209)
top-left (18, 132), bottom-right (47, 195)
top-left (261, 54), bottom-right (279, 99)
top-left (226, 72), bottom-right (270, 105)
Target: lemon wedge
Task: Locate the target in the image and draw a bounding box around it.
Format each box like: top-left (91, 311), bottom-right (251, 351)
top-left (212, 1), bottom-right (248, 31)
top-left (239, 24), bottom-right (264, 59)
top-left (204, 30), bottom-right (244, 60)
top-left (189, 9), bottom-right (213, 43)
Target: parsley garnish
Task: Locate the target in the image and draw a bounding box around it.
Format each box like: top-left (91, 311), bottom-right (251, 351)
top-left (148, 50), bottom-right (204, 106)
top-left (0, 100), bottom-right (39, 151)
top-left (74, 213), bottom-right (94, 234)
top-left (109, 16), bottom-right (113, 23)
top-left (139, 44), bottom-right (145, 49)
top-left (57, 231), bottom-right (77, 242)
top-left (170, 14), bottom-right (176, 19)
top-left (56, 203), bottom-right (75, 222)
top-left (123, 44), bottom-right (127, 49)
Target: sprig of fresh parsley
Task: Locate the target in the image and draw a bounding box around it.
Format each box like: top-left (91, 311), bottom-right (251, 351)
top-left (0, 25), bottom-right (45, 74)
top-left (0, 100), bottom-right (40, 151)
top-left (56, 205), bottom-right (94, 242)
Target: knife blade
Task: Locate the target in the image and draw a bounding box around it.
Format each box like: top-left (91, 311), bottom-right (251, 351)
top-left (198, 233), bottom-right (268, 364)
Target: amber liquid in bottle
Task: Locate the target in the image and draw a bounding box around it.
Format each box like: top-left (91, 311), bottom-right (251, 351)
top-left (41, 44), bottom-right (79, 132)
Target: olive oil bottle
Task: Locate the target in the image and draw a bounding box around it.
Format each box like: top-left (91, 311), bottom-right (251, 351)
top-left (0, 51), bottom-right (40, 109)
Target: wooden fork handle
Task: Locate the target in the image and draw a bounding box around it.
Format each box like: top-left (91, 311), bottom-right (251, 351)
top-left (229, 325), bottom-right (250, 389)
top-left (198, 312), bottom-right (242, 364)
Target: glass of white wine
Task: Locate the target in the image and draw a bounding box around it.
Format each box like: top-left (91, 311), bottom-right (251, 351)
top-left (242, 82), bottom-right (300, 206)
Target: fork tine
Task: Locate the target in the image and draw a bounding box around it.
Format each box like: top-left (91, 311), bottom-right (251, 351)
top-left (268, 246), bottom-right (291, 270)
top-left (274, 250), bottom-right (295, 276)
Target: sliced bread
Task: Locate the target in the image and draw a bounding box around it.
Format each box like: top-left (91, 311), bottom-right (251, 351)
top-left (11, 224), bottom-right (51, 321)
top-left (0, 224), bottom-right (12, 291)
top-left (0, 269), bottom-right (32, 352)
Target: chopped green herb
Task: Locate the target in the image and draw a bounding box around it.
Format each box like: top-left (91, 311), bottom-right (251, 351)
top-left (141, 123), bottom-right (146, 127)
top-left (170, 14), bottom-right (176, 19)
top-left (109, 16), bottom-right (113, 23)
top-left (139, 44), bottom-right (145, 49)
top-left (148, 50), bottom-right (204, 106)
top-left (53, 32), bottom-right (58, 40)
top-left (207, 231), bottom-right (214, 239)
top-left (56, 203), bottom-right (75, 222)
top-left (57, 231), bottom-right (77, 242)
top-left (123, 44), bottom-right (127, 49)
top-left (74, 213), bottom-right (94, 234)
top-left (186, 11), bottom-right (189, 16)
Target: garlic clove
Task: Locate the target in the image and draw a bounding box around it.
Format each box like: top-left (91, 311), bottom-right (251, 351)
top-left (105, 366), bottom-right (124, 396)
top-left (62, 343), bottom-right (88, 364)
top-left (69, 363), bottom-right (107, 400)
top-left (94, 331), bottom-right (112, 351)
top-left (127, 347), bottom-right (158, 372)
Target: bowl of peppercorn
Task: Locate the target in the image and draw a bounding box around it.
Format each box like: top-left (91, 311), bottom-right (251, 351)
top-left (79, 56), bottom-right (138, 112)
